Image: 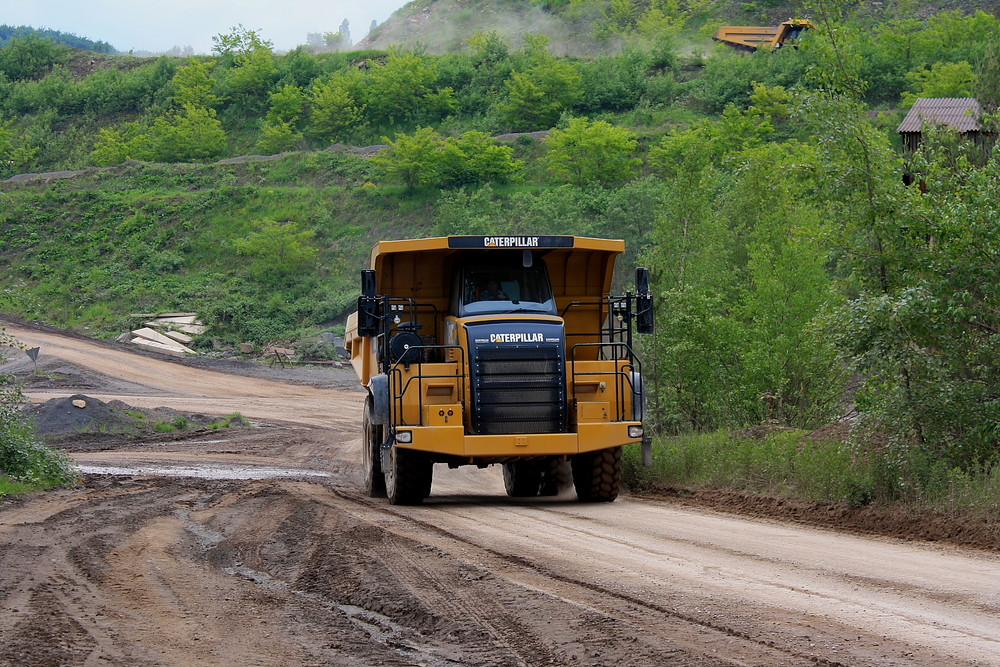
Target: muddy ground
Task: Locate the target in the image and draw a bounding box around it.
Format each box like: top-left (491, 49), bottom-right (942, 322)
top-left (2, 319), bottom-right (999, 666)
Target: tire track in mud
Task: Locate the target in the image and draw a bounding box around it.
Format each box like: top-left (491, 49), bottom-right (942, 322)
top-left (310, 485), bottom-right (850, 667)
top-left (302, 482), bottom-right (994, 667)
top-left (2, 470), bottom-right (992, 666)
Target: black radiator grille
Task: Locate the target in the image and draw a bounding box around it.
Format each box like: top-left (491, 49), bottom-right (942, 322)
top-left (472, 347), bottom-right (566, 435)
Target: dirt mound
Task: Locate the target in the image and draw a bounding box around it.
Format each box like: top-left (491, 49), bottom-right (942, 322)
top-left (23, 394), bottom-right (247, 448)
top-left (27, 394), bottom-right (126, 435)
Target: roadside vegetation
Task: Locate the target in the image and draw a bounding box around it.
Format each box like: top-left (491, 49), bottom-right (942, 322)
top-left (0, 328), bottom-right (79, 496)
top-left (1, 1), bottom-right (999, 522)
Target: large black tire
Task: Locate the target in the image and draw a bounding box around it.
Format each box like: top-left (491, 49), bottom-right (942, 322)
top-left (362, 399), bottom-right (386, 497)
top-left (572, 447), bottom-right (622, 502)
top-left (385, 444), bottom-right (433, 505)
top-left (539, 458), bottom-right (571, 497)
top-left (502, 462), bottom-right (543, 497)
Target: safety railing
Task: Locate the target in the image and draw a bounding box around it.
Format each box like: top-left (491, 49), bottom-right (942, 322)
top-left (569, 342), bottom-right (643, 423)
top-left (386, 344), bottom-right (467, 427)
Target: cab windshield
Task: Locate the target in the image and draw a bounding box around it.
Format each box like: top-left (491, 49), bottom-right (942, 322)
top-left (458, 264), bottom-right (557, 316)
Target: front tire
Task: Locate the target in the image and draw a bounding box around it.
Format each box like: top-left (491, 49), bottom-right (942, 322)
top-left (385, 443), bottom-right (433, 505)
top-left (362, 399), bottom-right (386, 497)
top-left (572, 447), bottom-right (622, 502)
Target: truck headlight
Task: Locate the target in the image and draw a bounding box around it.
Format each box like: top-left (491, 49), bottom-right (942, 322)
top-left (396, 430), bottom-right (413, 443)
top-left (628, 425), bottom-right (643, 439)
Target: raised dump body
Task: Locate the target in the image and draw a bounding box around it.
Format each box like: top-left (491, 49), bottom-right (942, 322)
top-left (345, 235), bottom-right (654, 504)
top-left (712, 19), bottom-right (815, 51)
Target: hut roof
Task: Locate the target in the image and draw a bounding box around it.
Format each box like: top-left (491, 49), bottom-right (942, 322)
top-left (897, 98), bottom-right (982, 134)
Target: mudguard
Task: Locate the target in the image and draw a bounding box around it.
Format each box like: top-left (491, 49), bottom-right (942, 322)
top-left (368, 374), bottom-right (390, 425)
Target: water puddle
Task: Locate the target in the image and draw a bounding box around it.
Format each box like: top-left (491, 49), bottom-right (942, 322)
top-left (77, 464), bottom-right (332, 481)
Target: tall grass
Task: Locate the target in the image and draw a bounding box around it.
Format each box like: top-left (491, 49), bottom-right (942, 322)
top-left (623, 430), bottom-right (1000, 519)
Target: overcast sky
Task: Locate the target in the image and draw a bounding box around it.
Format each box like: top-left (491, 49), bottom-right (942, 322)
top-left (3, 0), bottom-right (411, 54)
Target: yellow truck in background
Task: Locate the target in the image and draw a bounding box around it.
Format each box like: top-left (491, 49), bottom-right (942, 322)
top-left (712, 19), bottom-right (815, 51)
top-left (345, 235), bottom-right (653, 505)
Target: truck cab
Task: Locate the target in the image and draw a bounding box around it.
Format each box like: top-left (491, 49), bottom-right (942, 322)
top-left (345, 235), bottom-right (653, 504)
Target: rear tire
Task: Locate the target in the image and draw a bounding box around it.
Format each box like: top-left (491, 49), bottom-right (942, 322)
top-left (385, 444), bottom-right (433, 505)
top-left (362, 399), bottom-right (386, 497)
top-left (502, 462), bottom-right (542, 497)
top-left (572, 447), bottom-right (622, 502)
top-left (539, 458), bottom-right (569, 496)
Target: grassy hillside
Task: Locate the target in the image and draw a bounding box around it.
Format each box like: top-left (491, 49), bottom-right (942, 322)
top-left (0, 146), bottom-right (657, 343)
top-left (2, 153), bottom-right (400, 342)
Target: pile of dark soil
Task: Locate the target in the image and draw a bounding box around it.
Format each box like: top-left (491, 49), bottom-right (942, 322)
top-left (27, 394), bottom-right (125, 435)
top-left (23, 394), bottom-right (241, 448)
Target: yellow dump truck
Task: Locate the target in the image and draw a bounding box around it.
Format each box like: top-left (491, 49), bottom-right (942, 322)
top-left (712, 19), bottom-right (815, 51)
top-left (345, 235), bottom-right (654, 505)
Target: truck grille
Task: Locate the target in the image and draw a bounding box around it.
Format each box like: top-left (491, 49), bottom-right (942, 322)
top-left (472, 347), bottom-right (566, 435)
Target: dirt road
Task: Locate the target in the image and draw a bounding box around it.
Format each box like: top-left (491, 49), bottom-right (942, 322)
top-left (2, 320), bottom-right (999, 666)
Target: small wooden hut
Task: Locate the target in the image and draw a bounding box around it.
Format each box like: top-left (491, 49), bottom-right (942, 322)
top-left (897, 98), bottom-right (984, 152)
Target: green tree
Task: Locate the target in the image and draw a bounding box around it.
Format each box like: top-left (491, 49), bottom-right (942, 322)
top-left (222, 47), bottom-right (277, 98)
top-left (256, 121), bottom-right (303, 154)
top-left (90, 122), bottom-right (144, 165)
top-left (211, 24), bottom-right (277, 111)
top-left (499, 59), bottom-right (582, 130)
top-left (976, 39), bottom-right (1000, 112)
top-left (171, 58), bottom-right (221, 108)
top-left (308, 72), bottom-right (366, 142)
top-left (266, 83), bottom-right (305, 126)
top-left (258, 84), bottom-right (306, 153)
top-left (543, 117), bottom-right (639, 186)
top-left (0, 33), bottom-right (69, 80)
top-left (438, 131), bottom-right (522, 186)
top-left (0, 118), bottom-right (39, 176)
top-left (643, 100), bottom-right (842, 431)
top-left (212, 24), bottom-right (273, 59)
top-left (901, 61), bottom-right (975, 106)
top-left (143, 104), bottom-right (228, 162)
top-left (372, 127), bottom-right (442, 190)
top-left (234, 219), bottom-right (319, 282)
top-left (363, 49), bottom-right (456, 126)
top-left (467, 30), bottom-right (509, 68)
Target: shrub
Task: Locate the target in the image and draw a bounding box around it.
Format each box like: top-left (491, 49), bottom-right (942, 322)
top-left (0, 328), bottom-right (79, 489)
top-left (0, 34), bottom-right (70, 80)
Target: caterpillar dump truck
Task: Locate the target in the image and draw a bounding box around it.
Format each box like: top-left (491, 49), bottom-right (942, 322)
top-left (344, 235), bottom-right (653, 505)
top-left (712, 19), bottom-right (815, 51)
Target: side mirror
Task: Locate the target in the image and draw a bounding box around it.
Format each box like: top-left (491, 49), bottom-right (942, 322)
top-left (358, 270), bottom-right (379, 337)
top-left (635, 267), bottom-right (654, 334)
top-left (361, 269), bottom-right (377, 298)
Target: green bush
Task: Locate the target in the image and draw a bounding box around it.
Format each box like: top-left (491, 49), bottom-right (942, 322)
top-left (0, 329), bottom-right (79, 490)
top-left (0, 33), bottom-right (70, 81)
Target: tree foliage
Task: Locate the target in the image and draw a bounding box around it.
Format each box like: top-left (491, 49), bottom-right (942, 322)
top-left (901, 61), bottom-right (975, 106)
top-left (308, 72), bottom-right (366, 142)
top-left (544, 117), bottom-right (640, 186)
top-left (373, 127), bottom-right (522, 190)
top-left (499, 36), bottom-right (582, 130)
top-left (0, 33), bottom-right (69, 80)
top-left (644, 102), bottom-right (842, 432)
top-left (234, 219), bottom-right (319, 282)
top-left (171, 59), bottom-right (221, 108)
top-left (92, 104), bottom-right (227, 164)
top-left (363, 49), bottom-right (456, 126)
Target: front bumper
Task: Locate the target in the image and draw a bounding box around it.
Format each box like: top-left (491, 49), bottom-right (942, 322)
top-left (394, 421), bottom-right (642, 457)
